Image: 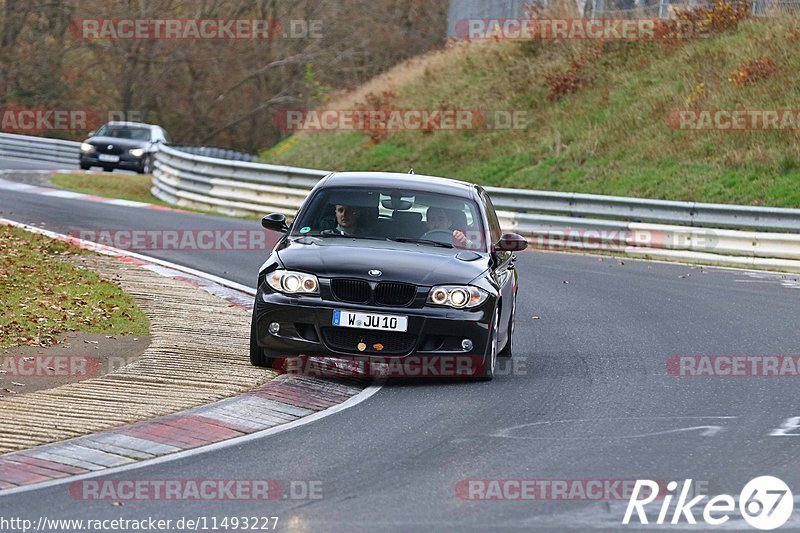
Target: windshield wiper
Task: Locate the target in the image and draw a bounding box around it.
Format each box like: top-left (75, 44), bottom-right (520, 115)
top-left (313, 232), bottom-right (387, 241)
top-left (389, 237), bottom-right (453, 248)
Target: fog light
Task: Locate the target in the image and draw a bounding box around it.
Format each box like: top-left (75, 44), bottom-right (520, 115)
top-left (268, 322), bottom-right (280, 335)
top-left (461, 339), bottom-right (473, 351)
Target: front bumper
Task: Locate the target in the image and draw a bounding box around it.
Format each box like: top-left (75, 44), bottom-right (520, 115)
top-left (79, 154), bottom-right (144, 171)
top-left (253, 289), bottom-right (494, 363)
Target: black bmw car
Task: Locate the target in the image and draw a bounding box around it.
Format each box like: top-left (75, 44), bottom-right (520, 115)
top-left (250, 171), bottom-right (527, 380)
top-left (79, 121), bottom-right (169, 174)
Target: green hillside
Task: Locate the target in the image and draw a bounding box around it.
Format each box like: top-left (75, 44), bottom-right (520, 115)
top-left (261, 13), bottom-right (800, 207)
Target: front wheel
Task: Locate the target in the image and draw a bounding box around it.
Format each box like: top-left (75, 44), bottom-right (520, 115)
top-left (475, 307), bottom-right (499, 381)
top-left (499, 295), bottom-right (515, 358)
top-left (139, 155), bottom-right (154, 174)
top-left (249, 311), bottom-right (277, 368)
top-left (79, 163), bottom-right (91, 170)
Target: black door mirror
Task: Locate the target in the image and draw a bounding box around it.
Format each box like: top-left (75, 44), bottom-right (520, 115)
top-left (88, 130), bottom-right (97, 137)
top-left (261, 213), bottom-right (289, 233)
top-left (496, 233), bottom-right (528, 252)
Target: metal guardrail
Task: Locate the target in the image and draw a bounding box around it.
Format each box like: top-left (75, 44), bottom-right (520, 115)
top-left (485, 187), bottom-right (800, 232)
top-left (149, 145), bottom-right (800, 270)
top-left (1, 132), bottom-right (799, 270)
top-left (151, 144), bottom-right (327, 216)
top-left (169, 145), bottom-right (258, 162)
top-left (0, 132), bottom-right (80, 166)
top-left (0, 132), bottom-right (259, 168)
top-left (151, 143), bottom-right (800, 233)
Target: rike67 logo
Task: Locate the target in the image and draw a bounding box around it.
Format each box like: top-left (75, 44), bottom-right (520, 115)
top-left (623, 476), bottom-right (794, 530)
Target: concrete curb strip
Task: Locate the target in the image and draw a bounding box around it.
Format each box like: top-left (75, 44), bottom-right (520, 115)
top-left (0, 252), bottom-right (273, 455)
top-left (0, 374), bottom-right (364, 491)
top-left (0, 219), bottom-right (370, 492)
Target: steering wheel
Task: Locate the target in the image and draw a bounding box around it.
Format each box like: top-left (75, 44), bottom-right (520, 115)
top-left (419, 229), bottom-right (453, 243)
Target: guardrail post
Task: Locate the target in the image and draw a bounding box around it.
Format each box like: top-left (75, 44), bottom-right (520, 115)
top-left (591, 0), bottom-right (605, 18)
top-left (659, 0), bottom-right (671, 18)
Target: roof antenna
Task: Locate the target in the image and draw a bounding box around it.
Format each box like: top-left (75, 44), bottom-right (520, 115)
top-left (408, 168), bottom-right (415, 174)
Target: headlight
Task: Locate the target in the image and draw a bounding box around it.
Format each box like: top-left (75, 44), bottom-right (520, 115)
top-left (266, 270), bottom-right (319, 294)
top-left (129, 148), bottom-right (145, 157)
top-left (80, 143), bottom-right (95, 153)
top-left (427, 285), bottom-right (488, 308)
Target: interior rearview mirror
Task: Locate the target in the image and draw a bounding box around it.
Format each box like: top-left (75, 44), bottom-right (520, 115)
top-left (262, 213), bottom-right (289, 233)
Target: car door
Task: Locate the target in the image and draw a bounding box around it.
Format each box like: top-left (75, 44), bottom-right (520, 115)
top-left (479, 189), bottom-right (515, 346)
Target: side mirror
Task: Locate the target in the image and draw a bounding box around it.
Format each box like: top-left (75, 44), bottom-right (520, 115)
top-left (262, 213), bottom-right (289, 233)
top-left (88, 130), bottom-right (97, 137)
top-left (496, 232), bottom-right (528, 252)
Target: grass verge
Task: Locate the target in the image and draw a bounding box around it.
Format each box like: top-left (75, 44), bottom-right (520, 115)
top-left (262, 16), bottom-right (800, 208)
top-left (50, 173), bottom-right (167, 206)
top-left (49, 173), bottom-right (259, 219)
top-left (0, 225), bottom-right (150, 348)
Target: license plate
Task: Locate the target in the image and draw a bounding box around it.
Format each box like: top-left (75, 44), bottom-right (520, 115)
top-left (332, 310), bottom-right (408, 332)
top-left (98, 154), bottom-right (119, 162)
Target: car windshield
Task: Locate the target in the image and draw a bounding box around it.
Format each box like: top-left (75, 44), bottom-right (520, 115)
top-left (95, 125), bottom-right (151, 141)
top-left (291, 186), bottom-right (486, 249)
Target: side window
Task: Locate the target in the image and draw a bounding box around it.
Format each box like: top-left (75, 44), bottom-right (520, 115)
top-left (481, 190), bottom-right (502, 245)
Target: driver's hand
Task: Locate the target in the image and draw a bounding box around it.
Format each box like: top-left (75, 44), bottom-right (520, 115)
top-left (452, 230), bottom-right (468, 248)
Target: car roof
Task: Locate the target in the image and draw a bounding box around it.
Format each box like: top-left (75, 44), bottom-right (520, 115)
top-left (321, 172), bottom-right (478, 199)
top-left (102, 121), bottom-right (160, 129)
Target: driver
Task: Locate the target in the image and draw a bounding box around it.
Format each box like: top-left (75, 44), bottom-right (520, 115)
top-left (335, 204), bottom-right (361, 235)
top-left (425, 207), bottom-right (472, 249)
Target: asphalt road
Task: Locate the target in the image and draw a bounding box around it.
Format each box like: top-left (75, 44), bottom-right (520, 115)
top-left (0, 156), bottom-right (72, 171)
top-left (1, 157), bottom-right (799, 532)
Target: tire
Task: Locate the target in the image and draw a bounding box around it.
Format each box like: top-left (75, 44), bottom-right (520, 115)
top-left (249, 309), bottom-right (276, 368)
top-left (499, 295), bottom-right (516, 358)
top-left (102, 167), bottom-right (113, 173)
top-left (139, 155), bottom-right (154, 175)
top-left (80, 163), bottom-right (90, 170)
top-left (475, 306), bottom-right (499, 381)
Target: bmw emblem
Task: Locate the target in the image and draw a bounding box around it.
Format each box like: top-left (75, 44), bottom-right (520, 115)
top-left (107, 145), bottom-right (114, 150)
top-left (368, 269), bottom-right (382, 277)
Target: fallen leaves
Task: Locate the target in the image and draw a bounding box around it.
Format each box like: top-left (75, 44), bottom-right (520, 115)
top-left (0, 226), bottom-right (148, 349)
